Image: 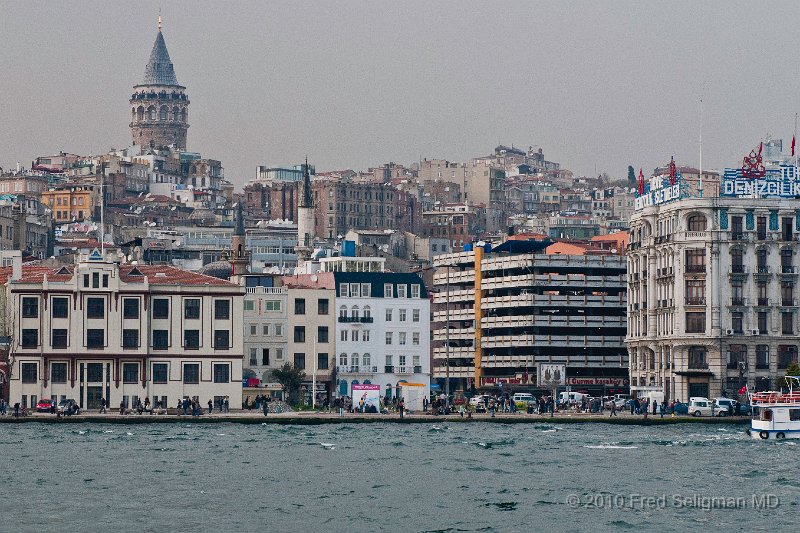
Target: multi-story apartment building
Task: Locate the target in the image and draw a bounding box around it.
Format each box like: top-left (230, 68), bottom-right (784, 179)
top-left (282, 273), bottom-right (336, 401)
top-left (242, 274), bottom-right (288, 382)
top-left (421, 204), bottom-right (481, 252)
top-left (5, 256), bottom-right (245, 411)
top-left (627, 195), bottom-right (800, 401)
top-left (334, 270), bottom-right (430, 401)
top-left (41, 182), bottom-right (96, 223)
top-left (432, 242), bottom-right (628, 393)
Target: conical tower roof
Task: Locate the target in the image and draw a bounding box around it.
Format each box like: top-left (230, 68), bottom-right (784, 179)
top-left (142, 30), bottom-right (178, 86)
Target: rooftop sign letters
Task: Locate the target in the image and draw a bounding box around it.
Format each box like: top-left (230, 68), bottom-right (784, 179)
top-left (721, 165), bottom-right (800, 198)
top-left (634, 158), bottom-right (685, 211)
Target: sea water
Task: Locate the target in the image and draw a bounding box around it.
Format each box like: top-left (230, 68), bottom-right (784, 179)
top-left (0, 422), bottom-right (796, 532)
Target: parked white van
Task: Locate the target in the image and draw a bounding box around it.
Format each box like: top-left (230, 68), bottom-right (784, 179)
top-left (512, 393), bottom-right (535, 404)
top-left (688, 397), bottom-right (714, 417)
top-left (558, 392), bottom-right (587, 404)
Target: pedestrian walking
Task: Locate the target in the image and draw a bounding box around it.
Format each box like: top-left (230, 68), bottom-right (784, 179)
top-left (119, 399), bottom-right (125, 415)
top-left (610, 401), bottom-right (617, 417)
top-left (207, 399), bottom-right (213, 415)
top-left (659, 402), bottom-right (665, 418)
top-left (99, 398), bottom-right (107, 414)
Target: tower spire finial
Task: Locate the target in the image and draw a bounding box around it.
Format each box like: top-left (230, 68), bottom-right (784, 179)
top-left (158, 13), bottom-right (162, 32)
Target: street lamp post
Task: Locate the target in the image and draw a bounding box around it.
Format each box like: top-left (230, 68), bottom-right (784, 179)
top-left (312, 334), bottom-right (317, 408)
top-left (445, 265), bottom-right (450, 413)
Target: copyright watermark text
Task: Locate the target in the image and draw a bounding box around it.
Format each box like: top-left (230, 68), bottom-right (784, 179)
top-left (565, 493), bottom-right (779, 511)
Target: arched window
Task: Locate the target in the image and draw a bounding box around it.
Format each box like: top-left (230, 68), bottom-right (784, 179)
top-left (362, 353), bottom-right (371, 368)
top-left (137, 106), bottom-right (145, 121)
top-left (159, 106), bottom-right (168, 121)
top-left (687, 214), bottom-right (706, 231)
top-left (351, 305), bottom-right (360, 319)
top-left (172, 106), bottom-right (180, 122)
top-left (339, 353), bottom-right (347, 367)
top-left (351, 380), bottom-right (359, 396)
top-left (147, 106), bottom-right (156, 120)
top-left (339, 379), bottom-right (347, 396)
top-left (363, 305), bottom-right (371, 318)
top-left (385, 384), bottom-right (392, 399)
top-left (131, 107), bottom-right (136, 122)
top-left (351, 353), bottom-right (360, 369)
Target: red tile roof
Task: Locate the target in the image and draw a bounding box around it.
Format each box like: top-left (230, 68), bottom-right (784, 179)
top-left (0, 263), bottom-right (238, 287)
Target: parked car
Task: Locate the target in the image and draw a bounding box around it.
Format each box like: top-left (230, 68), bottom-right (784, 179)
top-left (713, 398), bottom-right (737, 416)
top-left (57, 399), bottom-right (80, 416)
top-left (688, 397), bottom-right (714, 417)
top-left (469, 395), bottom-right (492, 407)
top-left (738, 403), bottom-right (752, 416)
top-left (672, 401), bottom-right (689, 415)
top-left (36, 398), bottom-right (54, 413)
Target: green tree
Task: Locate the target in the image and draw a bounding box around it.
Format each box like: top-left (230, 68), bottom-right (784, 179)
top-left (774, 361), bottom-right (800, 389)
top-left (270, 362), bottom-right (306, 405)
top-left (627, 165), bottom-right (636, 185)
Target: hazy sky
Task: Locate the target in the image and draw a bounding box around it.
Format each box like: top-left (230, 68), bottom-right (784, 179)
top-left (2, 1), bottom-right (800, 187)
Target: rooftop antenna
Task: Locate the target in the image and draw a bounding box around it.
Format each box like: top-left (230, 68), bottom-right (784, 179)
top-left (699, 98), bottom-right (703, 197)
top-left (794, 112), bottom-right (798, 170)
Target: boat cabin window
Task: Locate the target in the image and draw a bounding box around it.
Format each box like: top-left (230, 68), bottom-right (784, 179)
top-left (761, 409), bottom-right (773, 422)
top-left (790, 409), bottom-right (800, 421)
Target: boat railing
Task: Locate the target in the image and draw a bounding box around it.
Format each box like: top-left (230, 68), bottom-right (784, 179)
top-left (750, 391), bottom-right (800, 405)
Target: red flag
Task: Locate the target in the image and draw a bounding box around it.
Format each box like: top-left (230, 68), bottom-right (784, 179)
top-left (637, 168), bottom-right (645, 195)
top-left (792, 135), bottom-right (796, 157)
top-left (738, 385), bottom-right (748, 395)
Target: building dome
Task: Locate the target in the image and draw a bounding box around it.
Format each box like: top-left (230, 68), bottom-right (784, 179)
top-left (197, 260), bottom-right (232, 280)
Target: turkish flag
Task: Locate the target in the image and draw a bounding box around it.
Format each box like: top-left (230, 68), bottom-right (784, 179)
top-left (792, 135), bottom-right (796, 157)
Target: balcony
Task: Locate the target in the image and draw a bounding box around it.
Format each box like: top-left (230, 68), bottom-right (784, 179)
top-left (688, 359), bottom-right (709, 370)
top-left (731, 232), bottom-right (747, 241)
top-left (245, 286), bottom-right (287, 294)
top-left (685, 265), bottom-right (706, 273)
top-left (384, 365), bottom-right (394, 373)
top-left (781, 266), bottom-right (797, 274)
top-left (414, 365), bottom-right (422, 373)
top-left (337, 365), bottom-right (378, 374)
top-left (757, 298), bottom-right (770, 307)
top-left (396, 367), bottom-right (411, 374)
top-left (781, 299), bottom-right (798, 307)
top-left (338, 316), bottom-right (360, 323)
top-left (730, 265), bottom-right (747, 274)
top-left (685, 297), bottom-right (706, 306)
top-left (684, 231), bottom-right (707, 239)
top-left (755, 266), bottom-right (771, 275)
top-left (730, 298), bottom-right (747, 306)
top-left (360, 316), bottom-right (374, 323)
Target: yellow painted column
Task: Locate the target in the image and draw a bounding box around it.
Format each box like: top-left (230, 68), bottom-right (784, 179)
top-left (473, 247), bottom-right (483, 386)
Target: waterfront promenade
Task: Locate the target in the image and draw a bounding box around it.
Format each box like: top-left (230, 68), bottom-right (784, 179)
top-left (0, 410), bottom-right (750, 425)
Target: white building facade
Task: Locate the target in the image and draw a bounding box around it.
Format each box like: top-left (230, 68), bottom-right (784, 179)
top-left (6, 258), bottom-right (245, 410)
top-left (334, 271), bottom-right (430, 401)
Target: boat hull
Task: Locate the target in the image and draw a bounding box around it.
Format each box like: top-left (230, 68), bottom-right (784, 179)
top-left (747, 427), bottom-right (800, 440)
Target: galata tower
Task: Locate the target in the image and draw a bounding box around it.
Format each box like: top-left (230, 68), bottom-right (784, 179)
top-left (129, 16), bottom-right (189, 150)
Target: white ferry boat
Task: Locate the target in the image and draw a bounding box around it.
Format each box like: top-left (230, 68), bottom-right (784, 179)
top-left (747, 377), bottom-right (800, 440)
